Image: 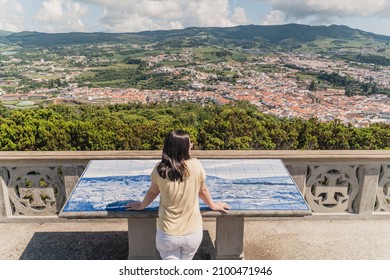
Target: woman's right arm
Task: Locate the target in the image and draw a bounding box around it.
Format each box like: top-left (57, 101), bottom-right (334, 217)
top-left (126, 182), bottom-right (160, 210)
top-left (199, 181), bottom-right (230, 213)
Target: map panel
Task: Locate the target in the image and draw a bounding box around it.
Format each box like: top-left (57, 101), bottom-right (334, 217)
top-left (62, 159), bottom-right (310, 213)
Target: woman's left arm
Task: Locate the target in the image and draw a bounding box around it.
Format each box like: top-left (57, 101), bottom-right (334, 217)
top-left (126, 182), bottom-right (160, 210)
top-left (199, 181), bottom-right (230, 213)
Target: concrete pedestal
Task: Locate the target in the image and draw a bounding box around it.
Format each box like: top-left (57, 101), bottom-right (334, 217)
top-left (127, 217), bottom-right (158, 260)
top-left (214, 216), bottom-right (244, 260)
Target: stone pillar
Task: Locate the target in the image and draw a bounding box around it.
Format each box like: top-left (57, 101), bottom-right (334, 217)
top-left (286, 164), bottom-right (307, 194)
top-left (214, 216), bottom-right (244, 260)
top-left (127, 217), bottom-right (158, 260)
top-left (355, 164), bottom-right (381, 214)
top-left (62, 165), bottom-right (83, 198)
top-left (0, 167), bottom-right (8, 218)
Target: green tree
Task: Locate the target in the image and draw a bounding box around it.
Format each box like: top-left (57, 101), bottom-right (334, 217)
top-left (308, 80), bottom-right (318, 91)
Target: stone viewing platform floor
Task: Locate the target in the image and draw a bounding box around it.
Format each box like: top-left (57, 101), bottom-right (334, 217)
top-left (1, 217), bottom-right (390, 260)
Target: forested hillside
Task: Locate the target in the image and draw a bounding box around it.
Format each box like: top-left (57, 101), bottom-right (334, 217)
top-left (2, 24), bottom-right (389, 49)
top-left (0, 102), bottom-right (388, 151)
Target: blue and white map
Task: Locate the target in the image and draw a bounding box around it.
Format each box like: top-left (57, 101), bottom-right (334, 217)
top-left (62, 159), bottom-right (309, 212)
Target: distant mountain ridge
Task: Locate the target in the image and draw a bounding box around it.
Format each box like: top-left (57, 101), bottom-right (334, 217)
top-left (1, 24), bottom-right (389, 47)
top-left (0, 30), bottom-right (13, 36)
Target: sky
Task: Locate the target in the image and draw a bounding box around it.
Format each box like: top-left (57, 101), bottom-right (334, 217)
top-left (1, 0), bottom-right (390, 36)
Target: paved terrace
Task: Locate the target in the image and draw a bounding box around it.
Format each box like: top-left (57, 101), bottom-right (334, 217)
top-left (1, 217), bottom-right (390, 260)
top-left (1, 151), bottom-right (390, 260)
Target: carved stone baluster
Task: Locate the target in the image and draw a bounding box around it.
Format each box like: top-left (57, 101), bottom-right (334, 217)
top-left (305, 165), bottom-right (360, 213)
top-left (6, 166), bottom-right (65, 216)
top-left (375, 164), bottom-right (390, 212)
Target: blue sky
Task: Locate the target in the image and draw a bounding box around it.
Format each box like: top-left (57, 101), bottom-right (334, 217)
top-left (1, 0), bottom-right (390, 36)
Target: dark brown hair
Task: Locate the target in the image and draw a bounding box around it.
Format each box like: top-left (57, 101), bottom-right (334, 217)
top-left (157, 130), bottom-right (190, 182)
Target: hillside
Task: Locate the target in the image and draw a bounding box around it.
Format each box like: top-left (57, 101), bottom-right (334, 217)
top-left (0, 30), bottom-right (13, 37)
top-left (1, 24), bottom-right (389, 49)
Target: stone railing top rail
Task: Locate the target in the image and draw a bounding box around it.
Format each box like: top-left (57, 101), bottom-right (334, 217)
top-left (1, 150), bottom-right (390, 164)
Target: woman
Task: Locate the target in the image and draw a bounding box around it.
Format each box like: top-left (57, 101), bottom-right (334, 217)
top-left (126, 130), bottom-right (230, 260)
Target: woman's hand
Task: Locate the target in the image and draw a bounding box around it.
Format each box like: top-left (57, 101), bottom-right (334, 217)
top-left (126, 201), bottom-right (144, 211)
top-left (210, 201), bottom-right (231, 214)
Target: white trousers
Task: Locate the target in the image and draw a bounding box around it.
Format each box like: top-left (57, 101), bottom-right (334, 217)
top-left (156, 227), bottom-right (203, 260)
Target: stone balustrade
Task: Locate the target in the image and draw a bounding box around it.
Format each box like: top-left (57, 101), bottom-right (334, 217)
top-left (1, 150), bottom-right (389, 220)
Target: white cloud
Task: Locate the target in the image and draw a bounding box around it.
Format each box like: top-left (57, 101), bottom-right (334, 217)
top-left (99, 9), bottom-right (160, 32)
top-left (231, 7), bottom-right (250, 25)
top-left (33, 0), bottom-right (88, 32)
top-left (185, 0), bottom-right (233, 27)
top-left (34, 0), bottom-right (63, 22)
top-left (79, 0), bottom-right (251, 32)
top-left (262, 0), bottom-right (390, 25)
top-left (262, 10), bottom-right (285, 25)
top-left (79, 0), bottom-right (128, 8)
top-left (138, 1), bottom-right (182, 19)
top-left (0, 0), bottom-right (24, 32)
